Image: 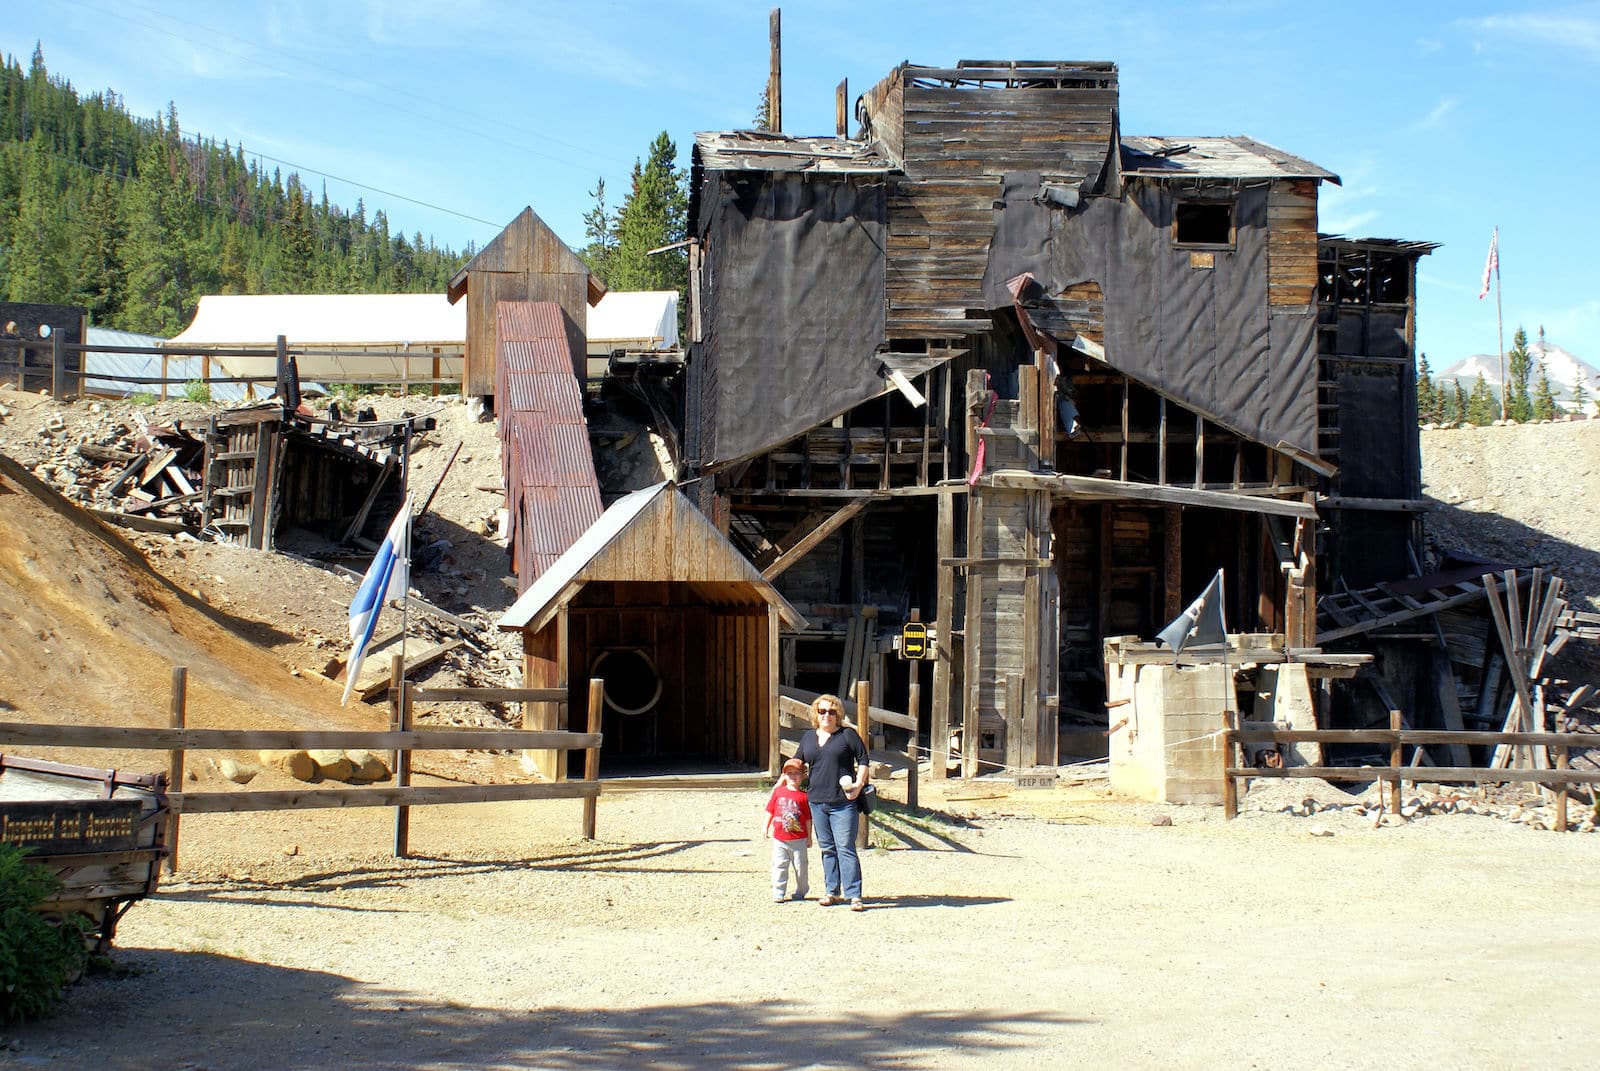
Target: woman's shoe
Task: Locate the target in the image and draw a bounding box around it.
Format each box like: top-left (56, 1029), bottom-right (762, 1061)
top-left (850, 898), bottom-right (865, 912)
top-left (819, 895), bottom-right (836, 906)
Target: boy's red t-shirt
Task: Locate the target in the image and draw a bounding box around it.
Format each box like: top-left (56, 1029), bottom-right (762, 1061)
top-left (766, 783), bottom-right (812, 842)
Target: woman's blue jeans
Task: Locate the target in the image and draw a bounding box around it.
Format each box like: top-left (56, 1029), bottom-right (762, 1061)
top-left (810, 800), bottom-right (862, 899)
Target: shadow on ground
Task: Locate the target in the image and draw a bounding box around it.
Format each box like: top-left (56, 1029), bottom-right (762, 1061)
top-left (7, 950), bottom-right (1087, 1070)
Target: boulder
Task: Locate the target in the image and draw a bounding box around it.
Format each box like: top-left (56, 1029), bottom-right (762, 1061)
top-left (216, 758), bottom-right (257, 785)
top-left (309, 749), bottom-right (355, 782)
top-left (346, 750), bottom-right (393, 783)
top-left (259, 749), bottom-right (316, 781)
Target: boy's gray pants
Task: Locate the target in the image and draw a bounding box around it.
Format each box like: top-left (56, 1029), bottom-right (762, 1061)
top-left (771, 839), bottom-right (809, 900)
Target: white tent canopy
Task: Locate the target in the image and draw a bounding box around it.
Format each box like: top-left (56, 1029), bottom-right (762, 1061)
top-left (170, 294), bottom-right (465, 348)
top-left (585, 291), bottom-right (679, 355)
top-left (167, 294), bottom-right (465, 387)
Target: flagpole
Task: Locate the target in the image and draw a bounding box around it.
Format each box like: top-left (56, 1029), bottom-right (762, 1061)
top-left (1494, 227), bottom-right (1506, 420)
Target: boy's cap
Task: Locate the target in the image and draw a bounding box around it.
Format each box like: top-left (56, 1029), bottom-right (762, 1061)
top-left (782, 758), bottom-right (804, 773)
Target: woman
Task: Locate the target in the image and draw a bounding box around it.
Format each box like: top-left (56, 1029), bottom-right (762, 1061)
top-left (796, 693), bottom-right (870, 911)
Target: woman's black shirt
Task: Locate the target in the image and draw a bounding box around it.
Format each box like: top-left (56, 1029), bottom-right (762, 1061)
top-left (798, 727), bottom-right (869, 805)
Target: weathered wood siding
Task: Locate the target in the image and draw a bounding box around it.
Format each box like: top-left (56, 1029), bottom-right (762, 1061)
top-left (1267, 179), bottom-right (1319, 307)
top-left (869, 77), bottom-right (1119, 340)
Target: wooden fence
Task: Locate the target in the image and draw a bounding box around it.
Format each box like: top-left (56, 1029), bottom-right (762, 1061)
top-left (1221, 710), bottom-right (1599, 831)
top-left (0, 335), bottom-right (457, 397)
top-left (0, 664), bottom-right (606, 871)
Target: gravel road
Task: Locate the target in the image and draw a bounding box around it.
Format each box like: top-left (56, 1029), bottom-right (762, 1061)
top-left (7, 780), bottom-right (1598, 1071)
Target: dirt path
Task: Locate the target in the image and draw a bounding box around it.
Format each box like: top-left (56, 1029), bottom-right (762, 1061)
top-left (7, 781), bottom-right (1598, 1070)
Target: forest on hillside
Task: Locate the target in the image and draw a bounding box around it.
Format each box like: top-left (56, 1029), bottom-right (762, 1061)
top-left (0, 47), bottom-right (470, 336)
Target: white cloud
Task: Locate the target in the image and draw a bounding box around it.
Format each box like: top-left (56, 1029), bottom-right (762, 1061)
top-left (1416, 95), bottom-right (1458, 130)
top-left (1463, 11), bottom-right (1600, 61)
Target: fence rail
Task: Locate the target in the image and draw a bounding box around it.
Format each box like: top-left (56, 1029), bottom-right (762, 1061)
top-left (1221, 711), bottom-right (1595, 831)
top-left (0, 335), bottom-right (461, 396)
top-left (0, 664), bottom-right (606, 870)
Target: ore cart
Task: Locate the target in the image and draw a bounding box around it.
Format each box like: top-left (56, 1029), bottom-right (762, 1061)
top-left (0, 755), bottom-right (169, 950)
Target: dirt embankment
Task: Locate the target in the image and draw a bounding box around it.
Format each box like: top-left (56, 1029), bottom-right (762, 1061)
top-left (1421, 420), bottom-right (1600, 611)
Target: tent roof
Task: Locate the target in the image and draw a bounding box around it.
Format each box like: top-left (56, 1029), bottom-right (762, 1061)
top-left (168, 294), bottom-right (464, 347)
top-left (587, 290), bottom-right (679, 349)
top-left (498, 482), bottom-right (806, 634)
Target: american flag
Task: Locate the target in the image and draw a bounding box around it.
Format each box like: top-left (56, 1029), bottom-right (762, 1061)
top-left (1478, 228), bottom-right (1498, 299)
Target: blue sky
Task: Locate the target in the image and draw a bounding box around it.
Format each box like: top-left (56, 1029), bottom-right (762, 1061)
top-left (6, 0), bottom-right (1599, 367)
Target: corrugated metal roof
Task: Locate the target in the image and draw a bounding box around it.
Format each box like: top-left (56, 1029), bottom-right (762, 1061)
top-left (496, 301), bottom-right (603, 588)
top-left (82, 327), bottom-right (245, 402)
top-left (1122, 136), bottom-right (1340, 184)
top-left (694, 131), bottom-right (893, 173)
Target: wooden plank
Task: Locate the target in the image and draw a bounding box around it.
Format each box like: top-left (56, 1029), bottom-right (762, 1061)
top-left (172, 780), bottom-right (602, 814)
top-left (987, 472), bottom-right (1317, 519)
top-left (1228, 767), bottom-right (1600, 786)
top-left (762, 499), bottom-right (868, 580)
top-left (778, 685), bottom-right (918, 733)
top-left (166, 668), bottom-right (186, 874)
top-left (0, 722), bottom-right (600, 751)
top-left (412, 687), bottom-right (567, 704)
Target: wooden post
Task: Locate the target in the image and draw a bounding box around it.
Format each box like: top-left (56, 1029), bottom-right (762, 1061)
top-left (1389, 708), bottom-right (1404, 817)
top-left (767, 8), bottom-right (782, 134)
top-left (389, 655), bottom-right (411, 857)
top-left (165, 666), bottom-right (187, 874)
top-left (836, 78), bottom-right (849, 137)
top-left (1221, 710), bottom-right (1238, 820)
top-left (1555, 738), bottom-right (1570, 833)
top-left (50, 332), bottom-right (68, 400)
top-left (931, 488), bottom-right (955, 780)
top-left (583, 678), bottom-right (603, 840)
top-left (160, 352), bottom-right (170, 401)
top-left (855, 679), bottom-right (871, 849)
top-left (907, 608), bottom-right (921, 810)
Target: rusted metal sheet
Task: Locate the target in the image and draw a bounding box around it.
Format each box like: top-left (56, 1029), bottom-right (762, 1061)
top-left (496, 301), bottom-right (602, 589)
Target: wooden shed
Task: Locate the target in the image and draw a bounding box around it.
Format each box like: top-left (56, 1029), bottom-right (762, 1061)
top-left (498, 482), bottom-right (806, 778)
top-left (446, 207), bottom-right (606, 400)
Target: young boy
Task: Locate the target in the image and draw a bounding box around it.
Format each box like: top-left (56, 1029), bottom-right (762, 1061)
top-left (764, 757), bottom-right (813, 902)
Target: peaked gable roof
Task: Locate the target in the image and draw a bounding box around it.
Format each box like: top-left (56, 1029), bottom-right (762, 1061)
top-left (498, 482), bottom-right (806, 634)
top-left (447, 207), bottom-right (606, 305)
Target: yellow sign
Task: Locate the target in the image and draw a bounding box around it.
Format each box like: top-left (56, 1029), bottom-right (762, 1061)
top-left (901, 622), bottom-right (929, 660)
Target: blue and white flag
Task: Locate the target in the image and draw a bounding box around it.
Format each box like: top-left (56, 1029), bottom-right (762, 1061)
top-left (1157, 569), bottom-right (1227, 658)
top-left (341, 498), bottom-right (412, 705)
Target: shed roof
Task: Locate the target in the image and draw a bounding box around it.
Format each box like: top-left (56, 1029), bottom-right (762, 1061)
top-left (85, 326), bottom-right (250, 402)
top-left (446, 207), bottom-right (604, 305)
top-left (1122, 136), bottom-right (1340, 184)
top-left (498, 482), bottom-right (807, 634)
top-left (694, 130), bottom-right (893, 174)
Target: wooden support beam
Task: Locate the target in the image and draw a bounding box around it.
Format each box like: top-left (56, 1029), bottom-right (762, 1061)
top-left (761, 499), bottom-right (869, 580)
top-left (986, 472), bottom-right (1318, 519)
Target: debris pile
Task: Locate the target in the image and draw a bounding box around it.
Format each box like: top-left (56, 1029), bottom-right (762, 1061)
top-left (1244, 776), bottom-right (1599, 832)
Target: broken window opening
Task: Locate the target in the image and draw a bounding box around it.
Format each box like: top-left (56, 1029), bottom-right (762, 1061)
top-left (1173, 201), bottom-right (1234, 248)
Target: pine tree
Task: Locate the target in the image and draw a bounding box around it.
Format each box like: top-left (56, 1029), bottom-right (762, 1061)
top-left (1449, 382), bottom-right (1468, 424)
top-left (579, 177), bottom-right (617, 283)
top-left (120, 129), bottom-right (200, 334)
top-left (609, 131), bottom-right (688, 300)
top-left (1506, 326), bottom-right (1534, 422)
top-left (70, 173), bottom-right (125, 321)
top-left (4, 134), bottom-right (70, 302)
top-left (1466, 373), bottom-right (1497, 426)
top-left (1416, 354), bottom-right (1438, 424)
top-left (1532, 362), bottom-right (1559, 421)
top-left (1573, 373), bottom-right (1591, 416)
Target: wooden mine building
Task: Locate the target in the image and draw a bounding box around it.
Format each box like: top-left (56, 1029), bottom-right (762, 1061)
top-left (681, 60), bottom-right (1432, 776)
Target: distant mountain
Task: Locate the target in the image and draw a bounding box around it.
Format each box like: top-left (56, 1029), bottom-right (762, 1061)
top-left (1438, 340), bottom-right (1598, 409)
